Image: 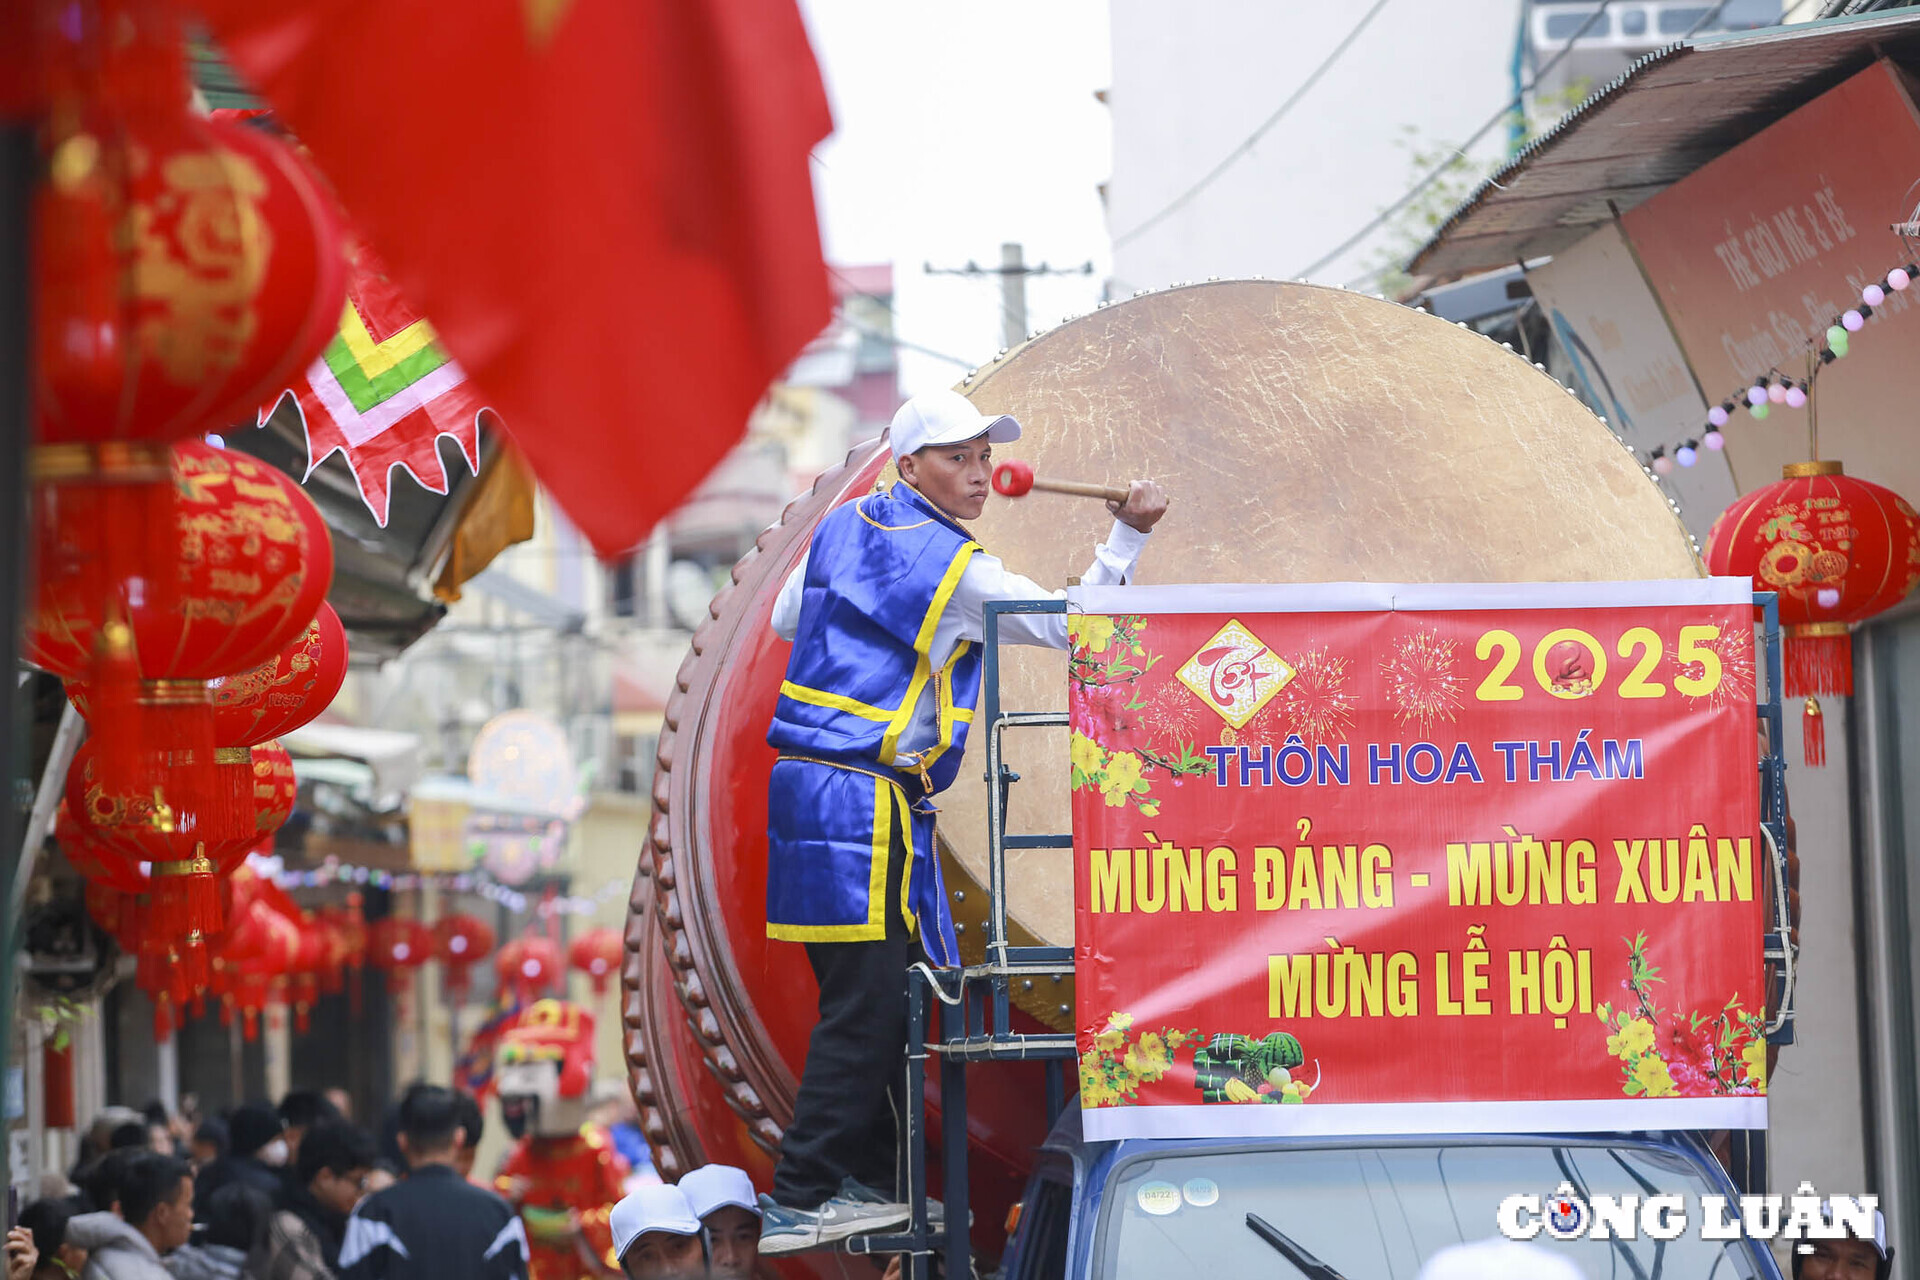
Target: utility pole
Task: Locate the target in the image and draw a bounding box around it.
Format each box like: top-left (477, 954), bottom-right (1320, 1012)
top-left (996, 242), bottom-right (1027, 350)
top-left (925, 242), bottom-right (1095, 351)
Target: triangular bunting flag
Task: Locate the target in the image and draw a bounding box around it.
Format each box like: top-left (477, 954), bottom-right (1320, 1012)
top-left (264, 239), bottom-right (490, 525)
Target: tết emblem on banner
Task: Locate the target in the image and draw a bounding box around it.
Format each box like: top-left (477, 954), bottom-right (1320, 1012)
top-left (1176, 619), bottom-right (1295, 728)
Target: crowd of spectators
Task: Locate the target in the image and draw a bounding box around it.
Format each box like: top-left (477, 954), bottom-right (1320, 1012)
top-left (14, 1089), bottom-right (785, 1280)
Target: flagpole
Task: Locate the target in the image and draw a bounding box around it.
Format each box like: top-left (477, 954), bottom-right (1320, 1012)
top-left (0, 119), bottom-right (36, 1198)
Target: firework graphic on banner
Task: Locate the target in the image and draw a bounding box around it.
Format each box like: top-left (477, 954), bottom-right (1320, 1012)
top-left (1259, 647), bottom-right (1355, 748)
top-left (1146, 679), bottom-right (1201, 747)
top-left (1671, 623), bottom-right (1757, 710)
top-left (1382, 629), bottom-right (1466, 735)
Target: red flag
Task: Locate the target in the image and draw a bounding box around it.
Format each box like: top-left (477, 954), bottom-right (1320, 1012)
top-left (191, 0), bottom-right (834, 556)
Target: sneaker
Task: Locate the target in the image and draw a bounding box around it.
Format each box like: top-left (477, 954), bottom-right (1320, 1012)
top-left (756, 1191), bottom-right (912, 1256)
top-left (837, 1176), bottom-right (946, 1228)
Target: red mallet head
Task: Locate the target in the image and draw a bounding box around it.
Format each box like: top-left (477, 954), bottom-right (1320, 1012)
top-left (992, 459), bottom-right (1035, 497)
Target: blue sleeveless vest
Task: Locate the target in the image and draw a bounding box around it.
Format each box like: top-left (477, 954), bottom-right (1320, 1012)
top-left (764, 483), bottom-right (984, 962)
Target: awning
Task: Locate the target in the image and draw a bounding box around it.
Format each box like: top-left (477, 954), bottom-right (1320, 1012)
top-left (1410, 10), bottom-right (1920, 280)
top-left (280, 721), bottom-right (423, 804)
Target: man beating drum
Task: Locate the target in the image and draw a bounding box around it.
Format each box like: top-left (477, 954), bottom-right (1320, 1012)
top-left (755, 389), bottom-right (1168, 1254)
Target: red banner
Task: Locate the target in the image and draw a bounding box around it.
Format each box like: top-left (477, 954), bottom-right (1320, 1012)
top-left (1068, 581), bottom-right (1765, 1140)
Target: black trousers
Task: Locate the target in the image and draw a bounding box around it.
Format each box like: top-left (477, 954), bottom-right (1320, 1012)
top-left (771, 806), bottom-right (912, 1209)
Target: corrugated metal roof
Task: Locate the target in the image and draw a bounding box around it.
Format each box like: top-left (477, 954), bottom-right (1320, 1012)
top-left (1410, 9), bottom-right (1920, 279)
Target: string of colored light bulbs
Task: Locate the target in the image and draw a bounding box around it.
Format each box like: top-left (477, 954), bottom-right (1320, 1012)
top-left (1642, 259), bottom-right (1918, 477)
top-left (259, 852), bottom-right (628, 917)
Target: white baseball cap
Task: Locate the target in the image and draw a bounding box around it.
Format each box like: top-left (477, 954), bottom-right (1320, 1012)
top-left (888, 390), bottom-right (1021, 462)
top-left (678, 1164), bottom-right (760, 1221)
top-left (1799, 1201), bottom-right (1891, 1261)
top-left (611, 1184), bottom-right (701, 1261)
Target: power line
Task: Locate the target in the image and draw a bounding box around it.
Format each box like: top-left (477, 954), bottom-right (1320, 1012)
top-left (1291, 0), bottom-right (1618, 282)
top-left (833, 308), bottom-right (975, 368)
top-left (1111, 0), bottom-right (1397, 250)
top-left (1331, 0), bottom-right (1730, 293)
top-left (1683, 0), bottom-right (1736, 36)
top-left (926, 244), bottom-right (1096, 348)
top-left (825, 264), bottom-right (980, 369)
top-left (808, 151), bottom-right (990, 367)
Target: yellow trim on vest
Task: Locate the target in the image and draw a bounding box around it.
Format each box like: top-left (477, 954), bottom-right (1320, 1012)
top-left (920, 639), bottom-right (977, 777)
top-left (880, 543), bottom-right (980, 766)
top-left (856, 495), bottom-right (934, 533)
top-left (867, 780), bottom-right (891, 927)
top-left (766, 921), bottom-right (887, 942)
top-left (901, 805), bottom-right (919, 939)
top-left (778, 680), bottom-right (894, 722)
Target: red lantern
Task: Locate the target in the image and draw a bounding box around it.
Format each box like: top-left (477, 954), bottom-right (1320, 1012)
top-left (32, 0), bottom-right (348, 447)
top-left (208, 864), bottom-right (268, 1016)
top-left (39, 444), bottom-right (333, 821)
top-left (44, 1039), bottom-right (76, 1130)
top-left (495, 936), bottom-right (563, 1003)
top-left (84, 879), bottom-right (144, 953)
top-left (54, 800), bottom-right (147, 893)
top-left (65, 739), bottom-right (224, 986)
top-left (86, 877), bottom-right (191, 1039)
top-left (65, 734), bottom-right (295, 955)
top-left (218, 897), bottom-right (301, 1040)
top-left (286, 912), bottom-right (329, 1033)
top-left (317, 893), bottom-right (367, 995)
top-left (1707, 460), bottom-right (1920, 764)
top-left (567, 927), bottom-right (624, 997)
top-left (321, 891), bottom-right (369, 1011)
top-left (241, 741), bottom-right (299, 866)
top-left (368, 917), bottom-right (433, 1017)
top-left (433, 913), bottom-right (496, 1000)
top-left (209, 604), bottom-right (349, 746)
top-left (32, 441), bottom-right (335, 680)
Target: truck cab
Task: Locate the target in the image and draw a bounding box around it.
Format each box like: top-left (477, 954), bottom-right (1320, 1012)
top-left (1002, 1107), bottom-right (1787, 1280)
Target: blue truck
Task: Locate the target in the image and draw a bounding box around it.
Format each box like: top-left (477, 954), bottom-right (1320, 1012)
top-left (998, 1110), bottom-right (1785, 1279)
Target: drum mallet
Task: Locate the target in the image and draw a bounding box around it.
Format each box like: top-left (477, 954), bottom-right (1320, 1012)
top-left (991, 459), bottom-right (1129, 504)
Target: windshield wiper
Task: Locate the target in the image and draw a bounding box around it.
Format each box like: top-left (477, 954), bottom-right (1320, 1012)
top-left (1245, 1212), bottom-right (1351, 1280)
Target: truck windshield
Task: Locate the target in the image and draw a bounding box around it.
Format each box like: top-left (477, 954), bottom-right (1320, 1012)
top-left (1096, 1143), bottom-right (1768, 1280)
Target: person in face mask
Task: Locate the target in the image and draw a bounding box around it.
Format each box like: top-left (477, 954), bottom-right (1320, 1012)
top-left (275, 1095), bottom-right (341, 1172)
top-left (491, 1002), bottom-right (628, 1280)
top-left (194, 1105), bottom-right (289, 1218)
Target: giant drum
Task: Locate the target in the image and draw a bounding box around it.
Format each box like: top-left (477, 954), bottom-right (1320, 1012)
top-left (622, 282), bottom-right (1700, 1273)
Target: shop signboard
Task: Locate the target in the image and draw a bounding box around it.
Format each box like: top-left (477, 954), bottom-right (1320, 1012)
top-left (1620, 60), bottom-right (1920, 496)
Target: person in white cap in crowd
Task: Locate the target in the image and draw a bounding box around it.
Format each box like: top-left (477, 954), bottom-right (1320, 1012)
top-left (675, 1166), bottom-right (759, 1280)
top-left (1416, 1238), bottom-right (1583, 1280)
top-left (608, 1186), bottom-right (702, 1280)
top-left (759, 389), bottom-right (1168, 1253)
top-left (1796, 1203), bottom-right (1894, 1280)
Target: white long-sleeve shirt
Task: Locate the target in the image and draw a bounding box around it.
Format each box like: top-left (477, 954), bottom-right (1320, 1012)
top-left (771, 519), bottom-right (1151, 666)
